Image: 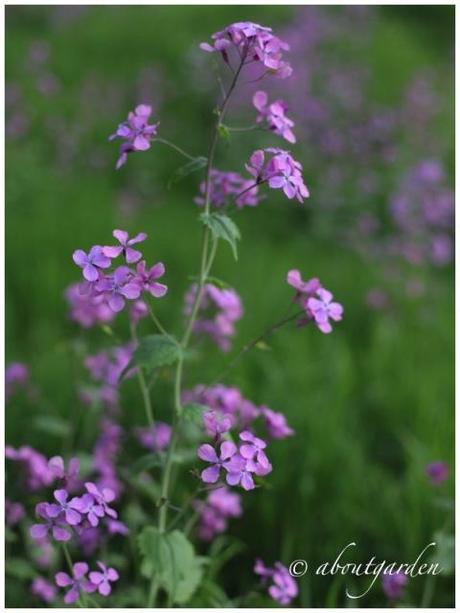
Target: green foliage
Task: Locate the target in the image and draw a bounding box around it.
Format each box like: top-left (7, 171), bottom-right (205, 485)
top-left (138, 526), bottom-right (205, 604)
top-left (167, 156), bottom-right (208, 189)
top-left (200, 212), bottom-right (241, 260)
top-left (122, 334), bottom-right (181, 378)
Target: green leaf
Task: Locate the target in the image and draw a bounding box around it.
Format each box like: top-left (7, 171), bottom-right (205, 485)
top-left (168, 156), bottom-right (207, 188)
top-left (200, 213), bottom-right (241, 260)
top-left (182, 403), bottom-right (207, 425)
top-left (33, 415), bottom-right (70, 437)
top-left (6, 558), bottom-right (36, 580)
top-left (121, 334), bottom-right (181, 379)
top-left (218, 124), bottom-right (231, 141)
top-left (138, 527), bottom-right (204, 604)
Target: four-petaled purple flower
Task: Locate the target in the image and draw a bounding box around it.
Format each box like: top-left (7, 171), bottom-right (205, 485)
top-left (89, 561), bottom-right (119, 596)
top-left (30, 502), bottom-right (71, 542)
top-left (224, 454), bottom-right (257, 490)
top-left (307, 288), bottom-right (344, 334)
top-left (103, 229), bottom-right (147, 264)
top-left (46, 489), bottom-right (82, 526)
top-left (262, 407), bottom-right (294, 440)
top-left (72, 246), bottom-right (111, 282)
top-left (253, 91), bottom-right (296, 144)
top-left (84, 482), bottom-right (117, 519)
top-left (239, 431), bottom-right (271, 475)
top-left (254, 559), bottom-right (298, 606)
top-left (109, 104), bottom-right (159, 169)
top-left (96, 266), bottom-right (141, 312)
top-left (197, 441), bottom-right (237, 484)
top-left (203, 410), bottom-right (233, 437)
top-left (55, 562), bottom-right (96, 604)
top-left (134, 260), bottom-right (168, 297)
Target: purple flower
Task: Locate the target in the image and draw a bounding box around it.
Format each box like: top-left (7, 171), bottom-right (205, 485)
top-left (89, 561), bottom-right (119, 596)
top-left (48, 456), bottom-right (80, 491)
top-left (55, 562), bottom-right (96, 604)
top-left (134, 422), bottom-right (172, 452)
top-left (307, 288), bottom-right (344, 334)
top-left (5, 499), bottom-right (26, 525)
top-left (287, 270), bottom-right (321, 296)
top-left (65, 282), bottom-right (116, 328)
top-left (382, 571), bottom-right (407, 601)
top-left (103, 229), bottom-right (147, 264)
top-left (253, 91), bottom-right (296, 143)
top-left (239, 431), bottom-right (271, 475)
top-left (85, 482), bottom-right (117, 519)
top-left (109, 104), bottom-right (159, 169)
top-left (197, 441), bottom-right (237, 484)
top-left (46, 489), bottom-right (83, 525)
top-left (30, 502), bottom-right (72, 542)
top-left (194, 169), bottom-right (259, 209)
top-left (254, 559), bottom-right (298, 605)
top-left (6, 445), bottom-right (54, 490)
top-left (96, 266), bottom-right (141, 312)
top-left (134, 260), bottom-right (168, 297)
top-left (5, 362), bottom-right (29, 399)
top-left (185, 283), bottom-right (243, 352)
top-left (129, 299), bottom-right (149, 323)
top-left (426, 461), bottom-right (449, 485)
top-left (246, 149), bottom-right (309, 203)
top-left (200, 22), bottom-right (292, 79)
top-left (31, 577), bottom-right (56, 603)
top-left (203, 410), bottom-right (233, 437)
top-left (262, 407), bottom-right (294, 439)
top-left (195, 486), bottom-right (242, 541)
top-left (224, 454), bottom-right (256, 490)
top-left (107, 519), bottom-right (130, 536)
top-left (72, 246), bottom-right (111, 282)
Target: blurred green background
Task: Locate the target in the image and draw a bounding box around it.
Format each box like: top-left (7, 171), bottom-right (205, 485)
top-left (6, 5), bottom-right (454, 608)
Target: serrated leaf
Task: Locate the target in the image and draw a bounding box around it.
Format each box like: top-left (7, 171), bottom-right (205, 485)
top-left (168, 156), bottom-right (207, 188)
top-left (200, 213), bottom-right (241, 260)
top-left (121, 334), bottom-right (181, 379)
top-left (138, 527), bottom-right (204, 604)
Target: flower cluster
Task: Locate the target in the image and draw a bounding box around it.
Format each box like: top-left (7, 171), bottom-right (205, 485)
top-left (6, 446), bottom-right (55, 491)
top-left (133, 422), bottom-right (172, 452)
top-left (253, 91), bottom-right (296, 143)
top-left (72, 230), bottom-right (167, 316)
top-left (200, 22), bottom-right (292, 78)
top-left (287, 269), bottom-right (343, 334)
top-left (246, 148), bottom-right (309, 203)
top-left (197, 430), bottom-right (272, 491)
top-left (55, 560), bottom-right (118, 604)
top-left (184, 283), bottom-right (243, 352)
top-left (65, 282), bottom-right (116, 328)
top-left (195, 486), bottom-right (242, 541)
top-left (5, 362), bottom-right (29, 400)
top-left (194, 169), bottom-right (259, 209)
top-left (254, 559), bottom-right (298, 605)
top-left (109, 104), bottom-right (159, 169)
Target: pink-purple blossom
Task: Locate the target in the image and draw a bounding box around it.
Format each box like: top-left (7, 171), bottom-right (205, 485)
top-left (89, 561), bottom-right (119, 596)
top-left (55, 562), bottom-right (97, 604)
top-left (65, 282), bottom-right (116, 328)
top-left (426, 461), bottom-right (449, 485)
top-left (253, 91), bottom-right (296, 143)
top-left (261, 407), bottom-right (294, 439)
top-left (195, 486), bottom-right (242, 541)
top-left (195, 169), bottom-right (259, 209)
top-left (109, 104), bottom-right (159, 169)
top-left (46, 489), bottom-right (83, 526)
top-left (200, 22), bottom-right (292, 79)
top-left (30, 502), bottom-right (72, 542)
top-left (72, 246), bottom-right (111, 282)
top-left (103, 229), bottom-right (147, 264)
top-left (254, 559), bottom-right (298, 605)
top-left (96, 266), bottom-right (141, 312)
top-left (31, 577), bottom-right (57, 603)
top-left (382, 571), bottom-right (407, 601)
top-left (5, 362), bottom-right (29, 399)
top-left (134, 422), bottom-right (172, 452)
top-left (5, 499), bottom-right (26, 525)
top-left (198, 441), bottom-right (237, 484)
top-left (246, 148), bottom-right (309, 203)
top-left (307, 288), bottom-right (344, 334)
top-left (134, 260), bottom-right (168, 297)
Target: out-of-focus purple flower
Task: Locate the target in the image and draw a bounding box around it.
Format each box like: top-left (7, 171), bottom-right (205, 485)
top-left (134, 260), bottom-right (168, 297)
top-left (107, 519), bottom-right (130, 536)
top-left (31, 577), bottom-right (56, 603)
top-left (85, 482), bottom-right (117, 519)
top-left (103, 229), bottom-right (147, 264)
top-left (48, 456), bottom-right (80, 491)
top-left (195, 169), bottom-right (259, 209)
top-left (109, 104), bottom-right (159, 169)
top-left (382, 571), bottom-right (407, 601)
top-left (426, 461), bottom-right (449, 485)
top-left (65, 283), bottom-right (116, 328)
top-left (287, 270), bottom-right (321, 297)
top-left (72, 246), bottom-right (111, 282)
top-left (134, 422), bottom-right (172, 452)
top-left (261, 407), bottom-right (294, 439)
top-left (195, 486), bottom-right (242, 541)
top-left (197, 441), bottom-right (237, 484)
top-left (307, 288), bottom-right (344, 334)
top-left (129, 299), bottom-right (149, 323)
top-left (30, 502), bottom-right (72, 542)
top-left (366, 289), bottom-right (389, 311)
top-left (96, 266), bottom-right (141, 312)
top-left (6, 445), bottom-right (54, 490)
top-left (184, 283), bottom-right (243, 352)
top-left (89, 561), bottom-right (119, 596)
top-left (5, 499), bottom-right (26, 525)
top-left (55, 562), bottom-right (96, 604)
top-left (5, 362), bottom-right (29, 399)
top-left (203, 410), bottom-right (233, 437)
top-left (254, 559), bottom-right (298, 605)
top-left (92, 419), bottom-right (123, 498)
top-left (46, 489), bottom-right (83, 526)
top-left (246, 148), bottom-right (309, 203)
top-left (253, 91), bottom-right (296, 143)
top-left (200, 22), bottom-right (292, 79)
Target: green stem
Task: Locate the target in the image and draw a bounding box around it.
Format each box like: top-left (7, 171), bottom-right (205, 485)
top-left (62, 543), bottom-right (73, 573)
top-left (154, 53), bottom-right (247, 546)
top-left (130, 323), bottom-right (155, 427)
top-left (147, 303), bottom-right (172, 339)
top-left (155, 137), bottom-right (196, 161)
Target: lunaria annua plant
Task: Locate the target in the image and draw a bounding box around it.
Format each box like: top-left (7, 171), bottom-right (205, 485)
top-left (8, 21), bottom-right (344, 607)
